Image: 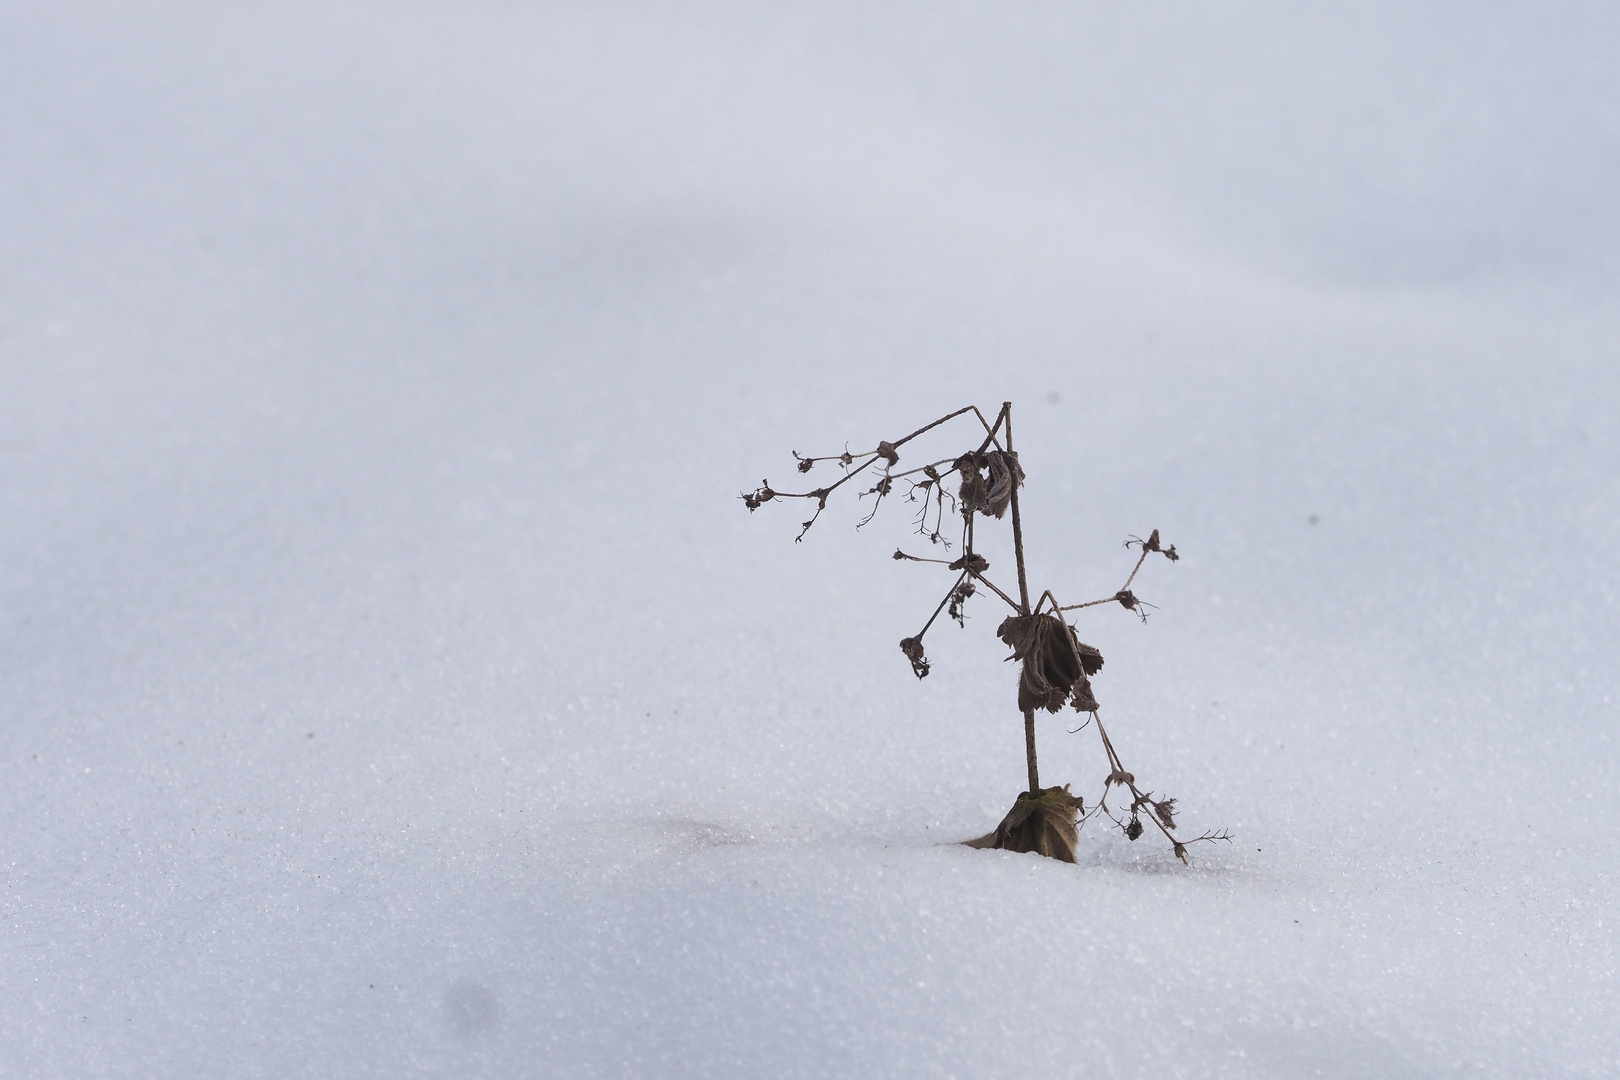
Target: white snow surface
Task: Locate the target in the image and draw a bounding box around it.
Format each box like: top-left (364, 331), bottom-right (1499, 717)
top-left (3, 3), bottom-right (1618, 1077)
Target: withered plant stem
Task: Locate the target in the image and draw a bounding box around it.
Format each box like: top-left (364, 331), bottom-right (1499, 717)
top-left (915, 570), bottom-right (971, 642)
top-left (969, 570), bottom-right (1020, 612)
top-left (1121, 548), bottom-right (1150, 592)
top-left (1000, 401), bottom-right (1040, 794)
top-left (1093, 713), bottom-right (1185, 863)
top-left (1002, 403), bottom-right (1031, 618)
top-left (1024, 708), bottom-right (1039, 793)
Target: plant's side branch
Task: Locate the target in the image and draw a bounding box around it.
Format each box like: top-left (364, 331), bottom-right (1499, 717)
top-left (968, 570), bottom-right (1021, 613)
top-left (892, 549), bottom-right (953, 566)
top-left (1121, 547), bottom-right (1151, 593)
top-left (974, 405), bottom-right (1008, 454)
top-left (892, 549), bottom-right (1021, 618)
top-left (1089, 714), bottom-right (1235, 864)
top-left (890, 457), bottom-right (959, 481)
top-left (746, 405), bottom-right (1009, 540)
top-left (916, 570), bottom-right (970, 642)
top-left (1058, 528), bottom-right (1178, 621)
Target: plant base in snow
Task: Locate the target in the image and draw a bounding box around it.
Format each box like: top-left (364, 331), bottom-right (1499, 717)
top-left (963, 786), bottom-right (1086, 862)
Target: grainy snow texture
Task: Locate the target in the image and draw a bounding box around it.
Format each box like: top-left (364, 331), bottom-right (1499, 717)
top-left (3, 3), bottom-right (1618, 1077)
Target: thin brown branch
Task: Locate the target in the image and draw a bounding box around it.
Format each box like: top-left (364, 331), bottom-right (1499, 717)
top-left (892, 549), bottom-right (954, 566)
top-left (915, 570), bottom-right (971, 642)
top-left (1121, 548), bottom-right (1151, 592)
top-left (969, 570), bottom-right (1022, 613)
top-left (1003, 403), bottom-right (1031, 616)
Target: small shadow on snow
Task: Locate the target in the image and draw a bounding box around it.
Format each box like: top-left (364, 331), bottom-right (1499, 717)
top-left (443, 978), bottom-right (501, 1038)
top-left (571, 816), bottom-right (760, 860)
top-left (1072, 833), bottom-right (1245, 876)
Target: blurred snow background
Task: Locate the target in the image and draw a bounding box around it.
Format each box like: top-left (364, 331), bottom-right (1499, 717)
top-left (2, 2), bottom-right (1617, 1076)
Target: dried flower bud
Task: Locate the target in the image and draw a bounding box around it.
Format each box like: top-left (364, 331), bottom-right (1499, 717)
top-left (1115, 589), bottom-right (1137, 610)
top-left (875, 441), bottom-right (899, 465)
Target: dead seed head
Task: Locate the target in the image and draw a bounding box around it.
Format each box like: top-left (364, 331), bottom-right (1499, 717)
top-left (875, 441), bottom-right (899, 465)
top-left (948, 552), bottom-right (989, 574)
top-left (741, 483), bottom-right (777, 511)
top-left (1115, 589), bottom-right (1137, 610)
top-left (1153, 798), bottom-right (1178, 830)
top-left (1124, 816), bottom-right (1144, 841)
top-left (898, 636), bottom-right (931, 679)
top-left (1130, 529), bottom-right (1179, 561)
top-left (947, 579), bottom-right (976, 626)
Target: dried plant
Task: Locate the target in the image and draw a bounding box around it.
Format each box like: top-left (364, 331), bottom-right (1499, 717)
top-left (743, 402), bottom-right (1230, 864)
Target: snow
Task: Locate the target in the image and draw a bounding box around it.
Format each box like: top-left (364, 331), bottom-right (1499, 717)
top-left (2, 2), bottom-right (1617, 1076)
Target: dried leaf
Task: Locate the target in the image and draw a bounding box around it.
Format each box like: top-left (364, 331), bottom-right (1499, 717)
top-left (875, 440), bottom-right (899, 465)
top-left (1069, 674), bottom-right (1099, 713)
top-left (981, 450), bottom-right (1024, 519)
top-left (964, 786), bottom-right (1085, 862)
top-left (956, 453), bottom-right (988, 515)
top-left (997, 614), bottom-right (1104, 714)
